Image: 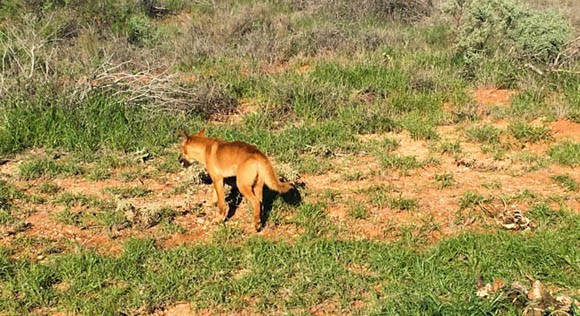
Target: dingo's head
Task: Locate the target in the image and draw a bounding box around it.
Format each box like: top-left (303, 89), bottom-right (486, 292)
top-left (178, 128), bottom-right (206, 168)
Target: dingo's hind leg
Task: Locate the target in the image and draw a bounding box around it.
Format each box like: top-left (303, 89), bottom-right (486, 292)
top-left (237, 161), bottom-right (262, 231)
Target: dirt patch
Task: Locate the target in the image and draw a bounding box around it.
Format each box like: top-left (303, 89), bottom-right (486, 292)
top-left (473, 88), bottom-right (517, 107)
top-left (212, 98), bottom-right (260, 124)
top-left (470, 88), bottom-right (518, 119)
top-left (153, 303), bottom-right (195, 316)
top-left (261, 61), bottom-right (290, 74)
top-left (549, 119), bottom-right (580, 141)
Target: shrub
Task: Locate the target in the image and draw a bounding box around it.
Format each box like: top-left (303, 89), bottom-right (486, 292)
top-left (511, 11), bottom-right (574, 64)
top-left (127, 14), bottom-right (158, 46)
top-left (444, 0), bottom-right (573, 73)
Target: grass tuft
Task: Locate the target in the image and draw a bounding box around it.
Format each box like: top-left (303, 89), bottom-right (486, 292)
top-left (548, 142), bottom-right (580, 166)
top-left (508, 121), bottom-right (551, 143)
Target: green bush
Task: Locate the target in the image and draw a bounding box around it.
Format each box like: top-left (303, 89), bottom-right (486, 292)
top-left (444, 0), bottom-right (573, 74)
top-left (127, 14), bottom-right (158, 46)
top-left (511, 11), bottom-right (573, 64)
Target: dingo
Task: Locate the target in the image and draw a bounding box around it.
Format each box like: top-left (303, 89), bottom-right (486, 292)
top-left (178, 129), bottom-right (292, 231)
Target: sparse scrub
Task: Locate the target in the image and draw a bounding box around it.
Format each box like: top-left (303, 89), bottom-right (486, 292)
top-left (482, 181), bottom-right (502, 190)
top-left (444, 0), bottom-right (574, 82)
top-left (389, 196), bottom-right (418, 211)
top-left (343, 170), bottom-right (365, 181)
top-left (37, 183), bottom-right (62, 195)
top-left (348, 203), bottom-right (369, 220)
top-left (18, 158), bottom-right (84, 180)
top-left (459, 191), bottom-right (488, 210)
top-left (466, 124), bottom-right (501, 144)
top-left (509, 121), bottom-right (551, 143)
top-left (551, 175), bottom-right (578, 192)
top-left (435, 173), bottom-right (455, 189)
top-left (104, 186), bottom-right (152, 198)
top-left (548, 142), bottom-right (580, 166)
top-left (379, 154), bottom-right (422, 171)
top-left (438, 140), bottom-right (462, 155)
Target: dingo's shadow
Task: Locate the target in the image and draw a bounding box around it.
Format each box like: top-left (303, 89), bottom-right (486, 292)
top-left (260, 181), bottom-right (304, 228)
top-left (201, 174), bottom-right (304, 227)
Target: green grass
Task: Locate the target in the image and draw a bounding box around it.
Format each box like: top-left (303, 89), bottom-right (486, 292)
top-left (438, 140), bottom-right (462, 155)
top-left (466, 124), bottom-right (501, 144)
top-left (37, 182), bottom-right (62, 195)
top-left (459, 192), bottom-right (488, 210)
top-left (389, 197), bottom-right (418, 211)
top-left (18, 158), bottom-right (84, 180)
top-left (347, 203), bottom-right (368, 220)
top-left (548, 142), bottom-right (580, 167)
top-left (435, 173), bottom-right (455, 189)
top-left (103, 186), bottom-right (152, 198)
top-left (515, 152), bottom-right (548, 171)
top-left (508, 121), bottom-right (552, 143)
top-left (379, 154), bottom-right (422, 172)
top-left (292, 203), bottom-right (334, 237)
top-left (0, 94), bottom-right (200, 159)
top-left (55, 192), bottom-right (106, 209)
top-left (1, 1), bottom-right (580, 315)
top-left (0, 213), bottom-right (578, 315)
top-left (0, 181), bottom-right (22, 211)
top-left (402, 114), bottom-right (440, 141)
top-left (551, 175), bottom-right (578, 192)
top-left (54, 208), bottom-right (83, 226)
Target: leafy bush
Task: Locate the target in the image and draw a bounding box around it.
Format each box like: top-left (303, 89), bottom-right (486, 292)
top-left (511, 11), bottom-right (574, 64)
top-left (444, 0), bottom-right (573, 75)
top-left (127, 14), bottom-right (158, 46)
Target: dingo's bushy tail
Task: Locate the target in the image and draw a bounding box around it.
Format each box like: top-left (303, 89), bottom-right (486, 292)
top-left (259, 158), bottom-right (292, 193)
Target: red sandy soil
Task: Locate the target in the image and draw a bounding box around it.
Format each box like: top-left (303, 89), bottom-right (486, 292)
top-left (472, 87), bottom-right (516, 107)
top-left (1, 87), bottom-right (579, 315)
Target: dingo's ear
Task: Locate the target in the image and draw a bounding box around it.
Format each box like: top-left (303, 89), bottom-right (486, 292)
top-left (178, 129), bottom-right (188, 139)
top-left (196, 128), bottom-right (206, 137)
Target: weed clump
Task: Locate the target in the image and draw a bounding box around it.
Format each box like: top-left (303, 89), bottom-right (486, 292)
top-left (548, 142), bottom-right (580, 166)
top-left (509, 121), bottom-right (551, 143)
